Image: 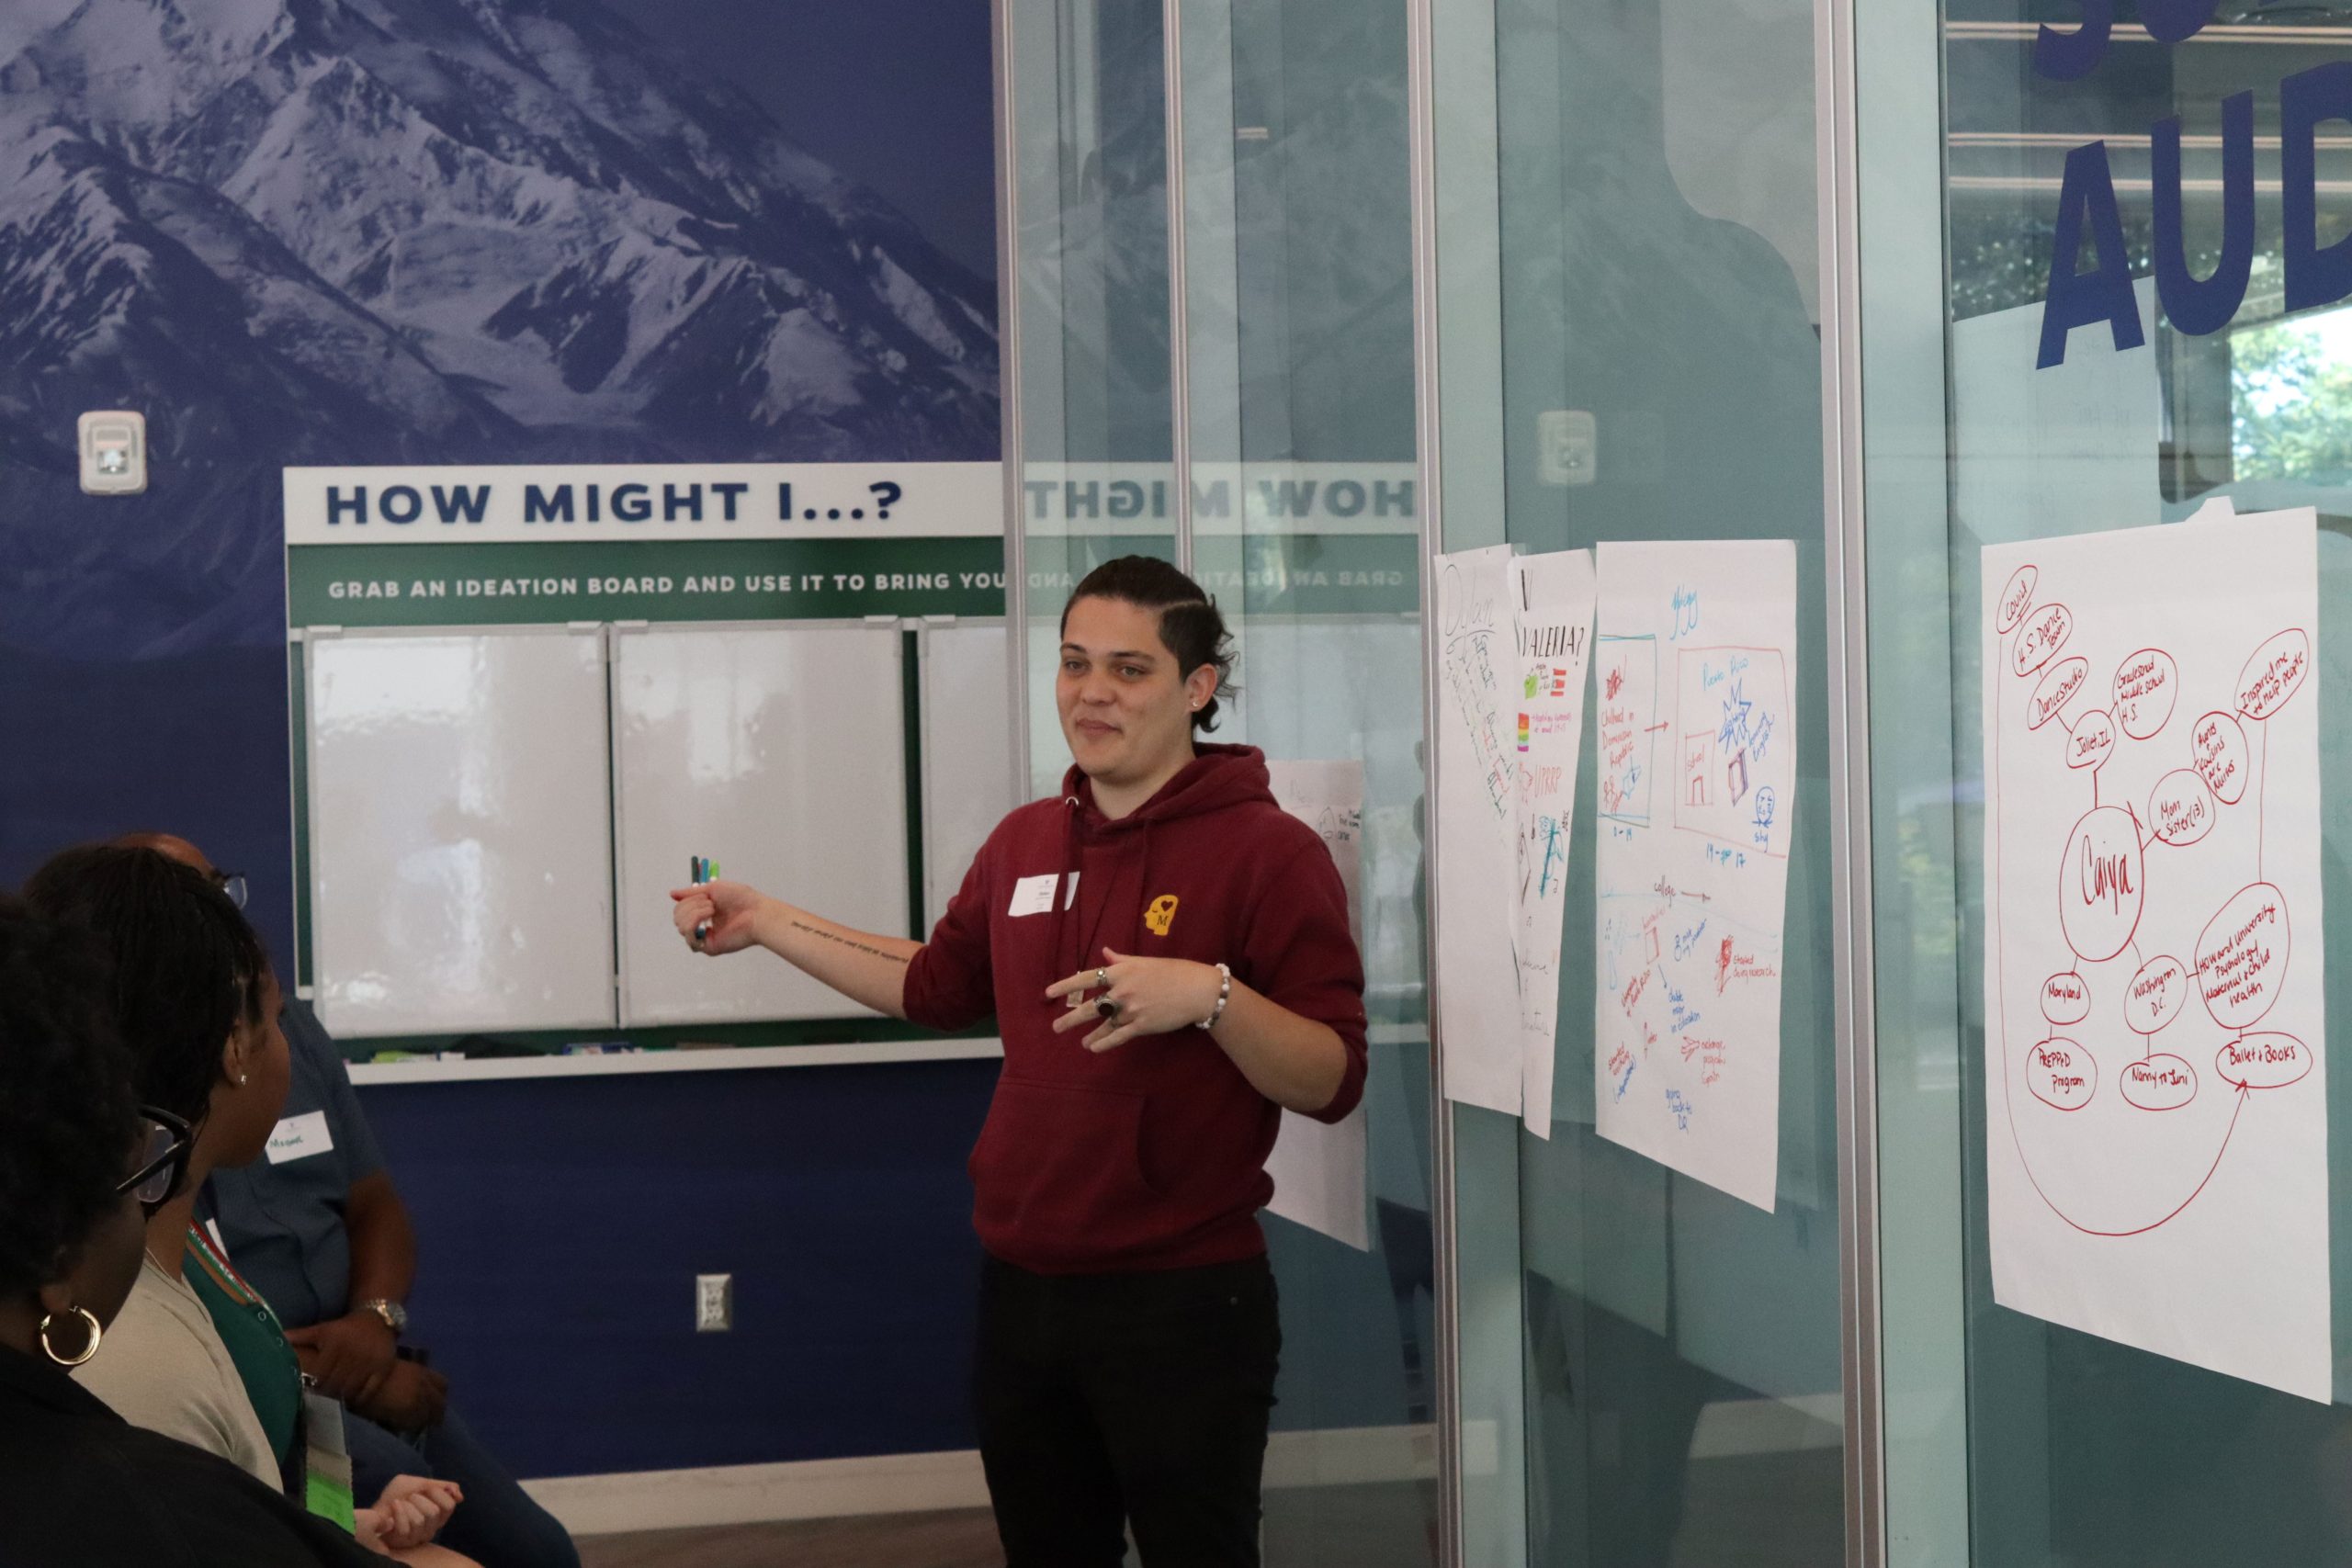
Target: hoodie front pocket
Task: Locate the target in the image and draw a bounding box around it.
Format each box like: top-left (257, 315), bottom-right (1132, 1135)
top-left (967, 1077), bottom-right (1161, 1264)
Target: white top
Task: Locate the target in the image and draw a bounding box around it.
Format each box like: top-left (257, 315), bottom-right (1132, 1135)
top-left (74, 1254), bottom-right (279, 1489)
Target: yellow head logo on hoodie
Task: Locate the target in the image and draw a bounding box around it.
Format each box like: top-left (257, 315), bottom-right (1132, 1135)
top-left (1144, 895), bottom-right (1180, 936)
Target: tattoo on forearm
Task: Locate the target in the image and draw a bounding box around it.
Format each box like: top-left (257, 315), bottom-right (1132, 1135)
top-left (790, 920), bottom-right (911, 965)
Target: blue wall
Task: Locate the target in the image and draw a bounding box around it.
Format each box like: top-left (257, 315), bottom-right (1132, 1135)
top-left (1, 0), bottom-right (1430, 1478)
top-left (365, 1060), bottom-right (999, 1476)
top-left (0, 0), bottom-right (1011, 1476)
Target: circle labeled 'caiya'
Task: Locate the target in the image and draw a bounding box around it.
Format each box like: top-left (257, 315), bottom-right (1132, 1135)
top-left (2120, 1054), bottom-right (2198, 1111)
top-left (2028, 1039), bottom-right (2097, 1110)
top-left (2189, 711), bottom-right (2249, 805)
top-left (2059, 807), bottom-right (2143, 964)
top-left (2195, 883), bottom-right (2289, 1031)
top-left (2112, 649), bottom-right (2177, 739)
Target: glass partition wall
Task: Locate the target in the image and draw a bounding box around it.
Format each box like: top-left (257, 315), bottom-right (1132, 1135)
top-left (997, 3), bottom-right (1440, 1563)
top-left (1172, 1), bottom-right (1439, 1562)
top-left (1448, 0), bottom-right (1852, 1562)
top-left (1860, 5), bottom-right (2352, 1566)
top-left (1002, 0), bottom-right (2352, 1561)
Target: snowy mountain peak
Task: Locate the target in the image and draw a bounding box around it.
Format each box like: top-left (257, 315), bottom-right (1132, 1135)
top-left (0, 0), bottom-right (999, 463)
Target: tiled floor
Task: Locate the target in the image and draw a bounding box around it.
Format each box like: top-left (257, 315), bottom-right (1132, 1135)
top-left (572, 1482), bottom-right (1436, 1568)
top-left (578, 1507), bottom-right (1004, 1568)
top-left (571, 1448), bottom-right (1832, 1568)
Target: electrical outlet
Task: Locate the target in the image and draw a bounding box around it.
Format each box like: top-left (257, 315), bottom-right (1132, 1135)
top-left (1536, 409), bottom-right (1596, 488)
top-left (695, 1273), bottom-right (732, 1332)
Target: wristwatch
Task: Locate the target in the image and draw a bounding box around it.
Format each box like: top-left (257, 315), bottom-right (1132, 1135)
top-left (358, 1298), bottom-right (409, 1336)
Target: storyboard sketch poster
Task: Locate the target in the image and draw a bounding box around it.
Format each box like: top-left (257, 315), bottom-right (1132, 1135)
top-left (1509, 549), bottom-right (1597, 1137)
top-left (1982, 509), bottom-right (2328, 1401)
top-left (1592, 540), bottom-right (1797, 1211)
top-left (1434, 545), bottom-right (1528, 1115)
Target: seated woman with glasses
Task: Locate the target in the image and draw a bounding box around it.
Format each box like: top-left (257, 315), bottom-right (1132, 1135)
top-left (23, 846), bottom-right (475, 1565)
top-left (0, 893), bottom-right (401, 1565)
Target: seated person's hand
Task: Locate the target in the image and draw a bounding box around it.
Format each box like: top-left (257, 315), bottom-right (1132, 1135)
top-left (286, 1308), bottom-right (399, 1403)
top-left (356, 1474), bottom-right (463, 1552)
top-left (354, 1357), bottom-right (450, 1434)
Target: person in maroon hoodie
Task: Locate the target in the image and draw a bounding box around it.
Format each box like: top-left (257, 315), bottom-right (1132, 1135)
top-left (670, 556), bottom-right (1366, 1566)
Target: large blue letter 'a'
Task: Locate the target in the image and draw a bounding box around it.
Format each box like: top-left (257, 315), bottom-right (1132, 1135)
top-left (2038, 141), bottom-right (2143, 369)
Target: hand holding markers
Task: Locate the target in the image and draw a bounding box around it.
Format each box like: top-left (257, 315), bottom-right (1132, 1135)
top-left (672, 858), bottom-right (762, 956)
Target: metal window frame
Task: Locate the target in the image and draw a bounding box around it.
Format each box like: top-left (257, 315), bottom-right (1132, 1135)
top-left (1401, 1), bottom-right (1465, 1564)
top-left (1815, 0), bottom-right (1888, 1562)
top-left (988, 2), bottom-right (1907, 1564)
top-left (992, 0), bottom-right (1030, 810)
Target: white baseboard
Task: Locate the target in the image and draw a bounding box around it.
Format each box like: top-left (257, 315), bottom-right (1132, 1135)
top-left (526, 1423), bottom-right (1462, 1538)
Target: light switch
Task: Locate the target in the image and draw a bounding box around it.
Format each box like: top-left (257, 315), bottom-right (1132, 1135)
top-left (78, 410), bottom-right (147, 495)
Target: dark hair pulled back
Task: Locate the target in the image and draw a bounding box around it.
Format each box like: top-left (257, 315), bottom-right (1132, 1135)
top-left (1060, 555), bottom-right (1237, 731)
top-left (21, 845), bottom-right (266, 1128)
top-left (0, 896), bottom-right (139, 1301)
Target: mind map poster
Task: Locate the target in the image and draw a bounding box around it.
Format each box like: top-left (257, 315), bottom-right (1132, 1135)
top-left (1982, 509), bottom-right (2327, 1402)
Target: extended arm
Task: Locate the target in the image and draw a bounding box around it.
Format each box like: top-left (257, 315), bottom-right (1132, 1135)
top-left (673, 882), bottom-right (919, 1021)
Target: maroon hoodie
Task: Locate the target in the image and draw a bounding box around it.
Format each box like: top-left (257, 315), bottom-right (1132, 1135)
top-left (902, 744), bottom-right (1368, 1274)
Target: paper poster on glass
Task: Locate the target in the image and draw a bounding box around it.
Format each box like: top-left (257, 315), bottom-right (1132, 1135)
top-left (1507, 549), bottom-right (1596, 1138)
top-left (1433, 545), bottom-right (1526, 1115)
top-left (1591, 539), bottom-right (1797, 1211)
top-left (1980, 508), bottom-right (2328, 1403)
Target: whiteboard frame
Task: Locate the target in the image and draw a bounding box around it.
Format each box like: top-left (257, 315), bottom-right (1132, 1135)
top-left (608, 616), bottom-right (912, 1028)
top-left (301, 621), bottom-right (619, 1039)
top-left (915, 616), bottom-right (1015, 929)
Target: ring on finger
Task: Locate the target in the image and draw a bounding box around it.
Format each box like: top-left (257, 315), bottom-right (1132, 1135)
top-left (1095, 967), bottom-right (1109, 989)
top-left (1096, 998), bottom-right (1121, 1020)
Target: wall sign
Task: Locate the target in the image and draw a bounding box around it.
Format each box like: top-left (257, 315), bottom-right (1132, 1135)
top-left (2033, 9), bottom-right (2352, 367)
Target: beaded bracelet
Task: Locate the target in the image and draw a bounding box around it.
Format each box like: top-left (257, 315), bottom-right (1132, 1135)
top-left (1196, 962), bottom-right (1232, 1031)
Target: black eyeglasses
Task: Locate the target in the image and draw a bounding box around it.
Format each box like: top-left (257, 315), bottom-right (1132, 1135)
top-left (209, 870), bottom-right (248, 910)
top-left (117, 1107), bottom-right (194, 1213)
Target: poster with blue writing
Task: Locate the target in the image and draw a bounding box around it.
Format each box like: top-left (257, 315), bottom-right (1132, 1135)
top-left (1593, 540), bottom-right (1797, 1211)
top-left (1508, 548), bottom-right (1595, 1139)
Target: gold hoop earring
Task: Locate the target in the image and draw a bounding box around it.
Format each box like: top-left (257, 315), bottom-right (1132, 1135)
top-left (39, 1306), bottom-right (103, 1368)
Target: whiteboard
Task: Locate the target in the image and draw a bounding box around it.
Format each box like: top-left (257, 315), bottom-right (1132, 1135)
top-left (305, 627), bottom-right (616, 1039)
top-left (614, 623), bottom-right (911, 1026)
top-left (920, 622), bottom-right (1017, 926)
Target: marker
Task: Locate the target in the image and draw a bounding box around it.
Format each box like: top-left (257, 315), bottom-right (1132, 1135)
top-left (692, 855), bottom-right (718, 944)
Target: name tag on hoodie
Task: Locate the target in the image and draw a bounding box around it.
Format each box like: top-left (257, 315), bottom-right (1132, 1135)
top-left (1008, 873), bottom-right (1080, 917)
top-left (1008, 874), bottom-right (1058, 917)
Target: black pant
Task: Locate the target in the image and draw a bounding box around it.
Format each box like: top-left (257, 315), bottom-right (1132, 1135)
top-left (974, 1254), bottom-right (1282, 1568)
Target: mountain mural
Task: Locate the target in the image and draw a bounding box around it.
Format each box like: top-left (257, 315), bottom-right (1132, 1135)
top-left (0, 0), bottom-right (999, 657)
